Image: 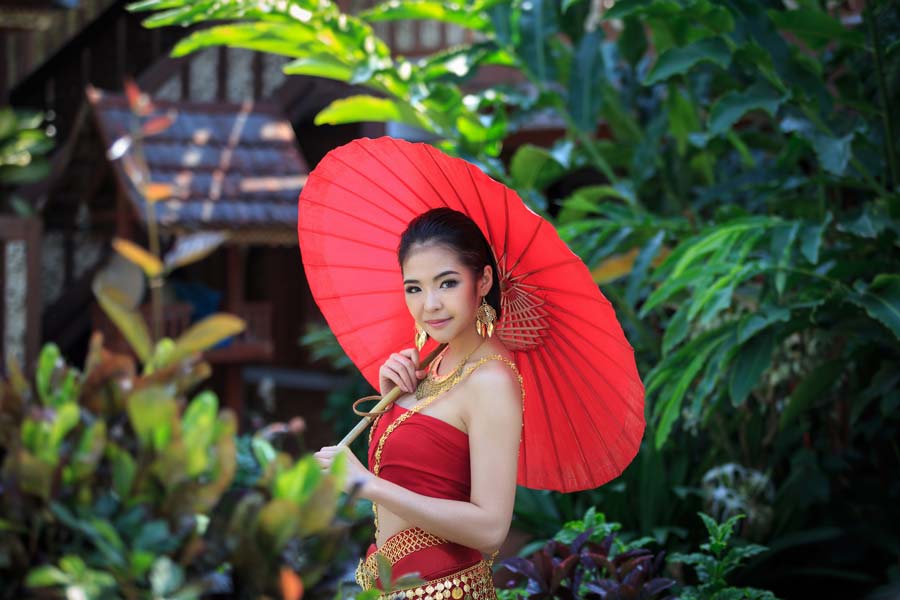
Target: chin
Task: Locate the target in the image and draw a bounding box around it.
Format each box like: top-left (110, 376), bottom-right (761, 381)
top-left (426, 321), bottom-right (464, 345)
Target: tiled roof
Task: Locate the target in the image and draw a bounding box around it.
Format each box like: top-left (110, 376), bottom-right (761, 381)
top-left (88, 88), bottom-right (306, 243)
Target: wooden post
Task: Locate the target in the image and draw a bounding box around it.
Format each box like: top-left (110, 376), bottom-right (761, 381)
top-left (0, 236), bottom-right (5, 375)
top-left (224, 245), bottom-right (245, 416)
top-left (24, 218), bottom-right (42, 374)
top-left (0, 216), bottom-right (42, 374)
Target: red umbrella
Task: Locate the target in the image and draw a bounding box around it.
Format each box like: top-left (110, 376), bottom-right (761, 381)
top-left (297, 137), bottom-right (644, 492)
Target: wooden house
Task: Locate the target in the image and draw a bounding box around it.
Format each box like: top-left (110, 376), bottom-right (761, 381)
top-left (1, 0), bottom-right (528, 441)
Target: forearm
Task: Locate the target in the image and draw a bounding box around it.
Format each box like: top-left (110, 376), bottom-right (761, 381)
top-left (362, 476), bottom-right (509, 553)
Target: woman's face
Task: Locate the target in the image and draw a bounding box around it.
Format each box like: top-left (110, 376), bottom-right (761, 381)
top-left (402, 243), bottom-right (492, 345)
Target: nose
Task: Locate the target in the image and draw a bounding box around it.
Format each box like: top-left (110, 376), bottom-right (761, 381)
top-left (424, 288), bottom-right (442, 312)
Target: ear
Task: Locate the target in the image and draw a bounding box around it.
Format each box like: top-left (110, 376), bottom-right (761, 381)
top-left (477, 265), bottom-right (493, 297)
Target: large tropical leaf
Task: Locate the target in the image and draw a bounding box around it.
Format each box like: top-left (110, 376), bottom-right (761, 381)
top-left (848, 274), bottom-right (900, 340)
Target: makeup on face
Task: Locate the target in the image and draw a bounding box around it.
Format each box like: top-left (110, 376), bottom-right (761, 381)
top-left (402, 245), bottom-right (482, 343)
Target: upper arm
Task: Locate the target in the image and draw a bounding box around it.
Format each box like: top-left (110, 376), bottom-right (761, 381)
top-left (464, 361), bottom-right (523, 541)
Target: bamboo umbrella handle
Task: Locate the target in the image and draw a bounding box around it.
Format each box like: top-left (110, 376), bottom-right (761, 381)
top-left (338, 344), bottom-right (447, 447)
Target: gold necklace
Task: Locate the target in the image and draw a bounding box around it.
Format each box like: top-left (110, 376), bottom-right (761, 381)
top-left (415, 342), bottom-right (483, 400)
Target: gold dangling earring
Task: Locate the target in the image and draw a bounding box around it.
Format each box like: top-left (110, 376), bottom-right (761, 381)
top-left (415, 324), bottom-right (428, 351)
top-left (475, 297), bottom-right (497, 338)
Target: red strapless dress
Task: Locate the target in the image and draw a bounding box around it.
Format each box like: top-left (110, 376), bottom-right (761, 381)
top-left (356, 402), bottom-right (496, 599)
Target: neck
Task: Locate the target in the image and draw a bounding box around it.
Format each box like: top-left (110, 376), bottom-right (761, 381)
top-left (440, 330), bottom-right (485, 371)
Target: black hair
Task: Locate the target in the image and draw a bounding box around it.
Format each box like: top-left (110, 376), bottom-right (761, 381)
top-left (398, 208), bottom-right (502, 320)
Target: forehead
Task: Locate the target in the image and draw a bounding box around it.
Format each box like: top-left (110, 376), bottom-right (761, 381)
top-left (401, 243), bottom-right (466, 274)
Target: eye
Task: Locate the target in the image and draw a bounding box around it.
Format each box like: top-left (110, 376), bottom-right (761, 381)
top-left (440, 279), bottom-right (458, 289)
top-left (405, 286), bottom-right (421, 294)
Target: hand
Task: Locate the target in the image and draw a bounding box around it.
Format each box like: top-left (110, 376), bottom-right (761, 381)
top-left (314, 445), bottom-right (373, 494)
top-left (378, 347), bottom-right (426, 396)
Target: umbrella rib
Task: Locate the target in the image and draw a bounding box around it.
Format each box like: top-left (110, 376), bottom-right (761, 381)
top-left (302, 263), bottom-right (398, 273)
top-left (333, 309), bottom-right (410, 339)
top-left (544, 318), bottom-right (644, 422)
top-left (298, 227), bottom-right (397, 254)
top-left (514, 256), bottom-right (585, 280)
top-left (517, 349), bottom-right (564, 487)
top-left (532, 284), bottom-right (613, 307)
top-left (467, 164), bottom-right (494, 249)
top-left (554, 326), bottom-right (643, 475)
top-left (361, 141), bottom-right (443, 211)
top-left (503, 188), bottom-right (512, 272)
top-left (419, 142), bottom-right (465, 210)
top-left (300, 193), bottom-right (407, 232)
top-left (330, 152), bottom-right (423, 216)
top-left (530, 344), bottom-right (593, 483)
top-left (543, 330), bottom-right (622, 478)
top-left (542, 297), bottom-right (638, 353)
top-left (316, 288), bottom-right (400, 300)
top-left (507, 218), bottom-right (545, 275)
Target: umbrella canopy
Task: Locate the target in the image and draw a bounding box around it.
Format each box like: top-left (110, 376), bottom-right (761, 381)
top-left (298, 136), bottom-right (644, 492)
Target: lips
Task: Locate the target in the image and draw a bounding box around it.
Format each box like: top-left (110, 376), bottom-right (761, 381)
top-left (425, 318), bottom-right (451, 328)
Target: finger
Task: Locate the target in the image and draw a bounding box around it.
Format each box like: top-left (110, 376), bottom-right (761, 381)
top-left (399, 348), bottom-right (420, 365)
top-left (395, 354), bottom-right (418, 390)
top-left (388, 355), bottom-right (413, 391)
top-left (384, 364), bottom-right (410, 393)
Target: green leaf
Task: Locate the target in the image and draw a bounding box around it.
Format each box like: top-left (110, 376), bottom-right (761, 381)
top-left (172, 22), bottom-right (320, 58)
top-left (737, 306), bottom-right (791, 344)
top-left (26, 565), bottom-right (68, 587)
top-left (169, 313), bottom-right (246, 364)
top-left (619, 16), bottom-right (648, 66)
top-left (273, 455), bottom-right (321, 503)
top-left (182, 391), bottom-right (218, 475)
top-left (417, 43), bottom-right (515, 82)
top-left (93, 280), bottom-right (153, 362)
top-left (728, 330), bottom-right (777, 406)
top-left (644, 37), bottom-right (731, 85)
top-left (568, 29), bottom-right (605, 131)
top-left (604, 0), bottom-right (681, 20)
top-left (258, 498), bottom-right (302, 552)
top-left (653, 331), bottom-right (728, 448)
top-left (848, 274), bottom-right (900, 340)
top-left (768, 8), bottom-right (865, 50)
top-left (625, 230), bottom-right (665, 306)
top-left (127, 386), bottom-right (178, 451)
top-left (35, 343), bottom-right (62, 407)
top-left (770, 221), bottom-right (800, 296)
top-left (315, 95), bottom-right (430, 131)
top-left (284, 54), bottom-right (354, 80)
top-left (811, 131), bottom-right (853, 176)
top-left (516, 0), bottom-right (559, 82)
top-left (510, 144), bottom-right (565, 190)
top-left (666, 86), bottom-right (700, 155)
top-left (360, 1), bottom-right (491, 31)
top-left (662, 303), bottom-right (691, 355)
top-left (600, 83), bottom-right (643, 144)
top-left (780, 360), bottom-right (842, 428)
top-left (107, 443), bottom-right (137, 498)
top-left (708, 81), bottom-right (784, 135)
top-left (65, 421), bottom-right (107, 483)
top-left (799, 213), bottom-right (831, 264)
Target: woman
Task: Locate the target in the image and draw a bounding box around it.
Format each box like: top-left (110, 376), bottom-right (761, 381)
top-left (314, 207), bottom-right (523, 599)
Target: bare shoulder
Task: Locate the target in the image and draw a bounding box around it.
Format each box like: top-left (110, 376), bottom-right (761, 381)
top-left (463, 354), bottom-right (523, 418)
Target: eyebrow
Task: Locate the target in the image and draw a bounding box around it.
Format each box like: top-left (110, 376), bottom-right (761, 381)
top-left (403, 270), bottom-right (460, 285)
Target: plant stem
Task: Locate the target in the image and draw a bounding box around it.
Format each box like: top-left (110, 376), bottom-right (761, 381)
top-left (865, 0), bottom-right (899, 191)
top-left (131, 122), bottom-right (164, 343)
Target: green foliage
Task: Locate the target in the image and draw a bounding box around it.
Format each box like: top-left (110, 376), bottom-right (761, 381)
top-left (0, 107), bottom-right (54, 215)
top-left (128, 0), bottom-right (900, 591)
top-left (0, 336), bottom-right (349, 598)
top-left (673, 514), bottom-right (777, 600)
